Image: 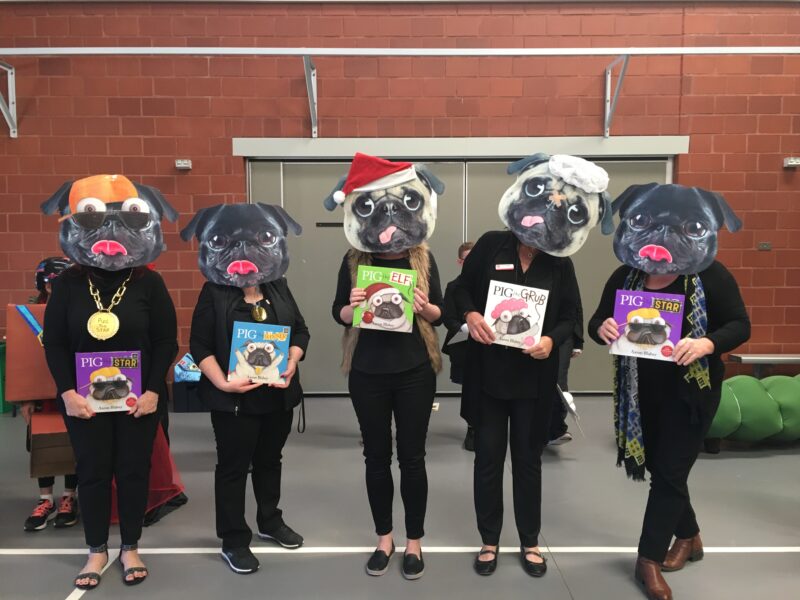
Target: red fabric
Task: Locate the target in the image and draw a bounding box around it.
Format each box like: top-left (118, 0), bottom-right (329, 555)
top-left (341, 152), bottom-right (412, 195)
top-left (110, 424), bottom-right (184, 523)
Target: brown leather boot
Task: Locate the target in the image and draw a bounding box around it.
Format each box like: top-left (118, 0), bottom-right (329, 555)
top-left (662, 534), bottom-right (704, 572)
top-left (635, 557), bottom-right (673, 600)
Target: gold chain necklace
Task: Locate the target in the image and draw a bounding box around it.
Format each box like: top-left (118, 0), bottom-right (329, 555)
top-left (86, 271), bottom-right (132, 340)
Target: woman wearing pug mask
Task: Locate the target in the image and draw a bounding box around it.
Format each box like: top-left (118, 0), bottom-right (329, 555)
top-left (448, 154), bottom-right (612, 578)
top-left (41, 175), bottom-right (179, 590)
top-left (589, 183), bottom-right (750, 600)
top-left (182, 202), bottom-right (308, 575)
top-left (327, 154), bottom-right (445, 580)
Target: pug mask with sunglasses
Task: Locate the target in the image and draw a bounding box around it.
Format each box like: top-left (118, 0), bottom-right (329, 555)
top-left (41, 175), bottom-right (179, 270)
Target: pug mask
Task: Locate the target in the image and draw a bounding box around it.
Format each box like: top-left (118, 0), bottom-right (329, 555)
top-left (180, 203), bottom-right (302, 288)
top-left (612, 183), bottom-right (742, 275)
top-left (41, 175), bottom-right (179, 271)
top-left (323, 152), bottom-right (445, 253)
top-left (499, 153), bottom-right (613, 257)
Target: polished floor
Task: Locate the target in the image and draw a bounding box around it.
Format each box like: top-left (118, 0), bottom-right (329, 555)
top-left (0, 397), bottom-right (798, 600)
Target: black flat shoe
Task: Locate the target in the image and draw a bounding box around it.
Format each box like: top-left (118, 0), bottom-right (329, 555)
top-left (402, 551), bottom-right (425, 580)
top-left (473, 547), bottom-right (498, 576)
top-left (520, 546), bottom-right (547, 577)
top-left (366, 543), bottom-right (395, 576)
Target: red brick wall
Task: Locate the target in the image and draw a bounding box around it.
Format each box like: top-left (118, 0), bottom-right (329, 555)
top-left (1, 2), bottom-right (798, 365)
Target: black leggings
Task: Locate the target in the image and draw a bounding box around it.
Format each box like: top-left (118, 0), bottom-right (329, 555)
top-left (62, 409), bottom-right (159, 548)
top-left (349, 363), bottom-right (436, 540)
top-left (38, 474), bottom-right (78, 490)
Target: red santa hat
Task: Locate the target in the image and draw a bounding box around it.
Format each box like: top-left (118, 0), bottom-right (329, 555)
top-left (332, 153), bottom-right (417, 205)
top-left (364, 282), bottom-right (396, 302)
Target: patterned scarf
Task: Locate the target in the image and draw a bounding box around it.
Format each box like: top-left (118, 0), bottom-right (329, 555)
top-left (613, 270), bottom-right (710, 480)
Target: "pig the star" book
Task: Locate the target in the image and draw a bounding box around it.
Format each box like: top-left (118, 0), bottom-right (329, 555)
top-left (75, 350), bottom-right (141, 413)
top-left (610, 290), bottom-right (685, 361)
top-left (227, 321), bottom-right (291, 385)
top-left (483, 280), bottom-right (549, 349)
top-left (353, 265), bottom-right (417, 334)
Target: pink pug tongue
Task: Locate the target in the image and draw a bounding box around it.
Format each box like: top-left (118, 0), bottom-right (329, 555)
top-left (227, 260), bottom-right (259, 275)
top-left (379, 225), bottom-right (398, 245)
top-left (91, 240), bottom-right (127, 256)
top-left (521, 215), bottom-right (544, 228)
top-left (638, 244), bottom-right (673, 263)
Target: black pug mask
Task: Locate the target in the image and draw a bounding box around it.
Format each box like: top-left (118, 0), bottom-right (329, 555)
top-left (612, 183), bottom-right (743, 275)
top-left (322, 153), bottom-right (445, 253)
top-left (41, 175), bottom-right (178, 271)
top-left (180, 203), bottom-right (302, 288)
top-left (499, 153), bottom-right (613, 257)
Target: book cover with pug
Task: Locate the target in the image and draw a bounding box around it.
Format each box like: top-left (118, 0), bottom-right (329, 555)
top-left (227, 321), bottom-right (291, 385)
top-left (483, 280), bottom-right (549, 349)
top-left (610, 290), bottom-right (685, 361)
top-left (353, 265), bottom-right (417, 334)
top-left (75, 350), bottom-right (141, 413)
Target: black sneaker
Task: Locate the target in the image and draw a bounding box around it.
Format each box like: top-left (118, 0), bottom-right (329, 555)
top-left (24, 498), bottom-right (56, 531)
top-left (54, 495), bottom-right (79, 528)
top-left (402, 551), bottom-right (425, 580)
top-left (366, 543), bottom-right (395, 576)
top-left (220, 547), bottom-right (259, 574)
top-left (257, 523), bottom-right (304, 549)
top-left (463, 427), bottom-right (475, 452)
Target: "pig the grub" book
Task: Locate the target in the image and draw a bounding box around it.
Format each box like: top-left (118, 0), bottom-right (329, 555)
top-left (227, 321), bottom-right (291, 385)
top-left (75, 350), bottom-right (141, 413)
top-left (610, 290), bottom-right (686, 362)
top-left (353, 265), bottom-right (417, 334)
top-left (483, 280), bottom-right (549, 349)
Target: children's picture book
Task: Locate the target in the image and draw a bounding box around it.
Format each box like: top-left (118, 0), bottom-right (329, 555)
top-left (75, 350), bottom-right (141, 413)
top-left (353, 265), bottom-right (417, 334)
top-left (610, 290), bottom-right (686, 361)
top-left (227, 321), bottom-right (291, 385)
top-left (483, 280), bottom-right (549, 349)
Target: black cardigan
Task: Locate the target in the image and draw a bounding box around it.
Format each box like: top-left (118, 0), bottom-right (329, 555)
top-left (448, 230), bottom-right (580, 419)
top-left (189, 278), bottom-right (310, 414)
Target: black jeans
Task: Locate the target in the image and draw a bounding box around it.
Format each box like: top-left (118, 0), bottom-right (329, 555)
top-left (474, 392), bottom-right (550, 548)
top-left (637, 383), bottom-right (716, 562)
top-left (210, 409), bottom-right (293, 549)
top-left (61, 410), bottom-right (159, 548)
top-left (349, 363), bottom-right (436, 540)
top-left (38, 474), bottom-right (78, 490)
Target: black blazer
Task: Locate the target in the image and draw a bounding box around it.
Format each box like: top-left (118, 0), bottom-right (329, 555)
top-left (189, 278), bottom-right (310, 414)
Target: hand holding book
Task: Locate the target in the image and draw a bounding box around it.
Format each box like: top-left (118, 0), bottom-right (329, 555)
top-left (673, 337), bottom-right (714, 366)
top-left (62, 389), bottom-right (95, 420)
top-left (465, 311), bottom-right (496, 345)
top-left (130, 390), bottom-right (158, 418)
top-left (597, 317), bottom-right (620, 344)
top-left (521, 336), bottom-right (553, 360)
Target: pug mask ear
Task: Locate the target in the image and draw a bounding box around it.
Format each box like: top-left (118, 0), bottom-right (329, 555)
top-left (599, 191), bottom-right (615, 235)
top-left (135, 183), bottom-right (179, 223)
top-left (257, 203), bottom-right (302, 236)
top-left (323, 175), bottom-right (348, 211)
top-left (507, 153), bottom-right (551, 176)
top-left (180, 205), bottom-right (223, 242)
top-left (700, 189), bottom-right (742, 233)
top-left (41, 181), bottom-right (73, 216)
top-left (612, 182), bottom-right (660, 218)
top-left (414, 164), bottom-right (445, 195)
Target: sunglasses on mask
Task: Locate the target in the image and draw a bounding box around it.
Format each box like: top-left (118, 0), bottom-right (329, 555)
top-left (70, 210), bottom-right (152, 231)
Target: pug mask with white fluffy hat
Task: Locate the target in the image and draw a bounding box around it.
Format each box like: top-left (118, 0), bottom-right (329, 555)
top-left (323, 152), bottom-right (445, 253)
top-left (499, 153), bottom-right (613, 257)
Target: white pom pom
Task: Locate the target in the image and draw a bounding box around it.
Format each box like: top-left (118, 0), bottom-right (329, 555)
top-left (333, 190), bottom-right (346, 204)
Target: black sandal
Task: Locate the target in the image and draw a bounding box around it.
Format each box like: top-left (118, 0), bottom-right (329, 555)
top-left (473, 546), bottom-right (499, 576)
top-left (119, 544), bottom-right (149, 586)
top-left (74, 544), bottom-right (108, 590)
top-left (520, 546), bottom-right (547, 577)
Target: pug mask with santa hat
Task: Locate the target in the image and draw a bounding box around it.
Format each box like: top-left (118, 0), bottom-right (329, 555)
top-left (323, 152), bottom-right (445, 253)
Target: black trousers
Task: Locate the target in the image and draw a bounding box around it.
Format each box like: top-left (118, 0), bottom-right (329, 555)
top-left (38, 474), bottom-right (78, 490)
top-left (61, 410), bottom-right (159, 547)
top-left (474, 392), bottom-right (550, 548)
top-left (210, 408), bottom-right (293, 549)
top-left (637, 383), bottom-right (716, 562)
top-left (548, 340), bottom-right (573, 440)
top-left (349, 363), bottom-right (436, 540)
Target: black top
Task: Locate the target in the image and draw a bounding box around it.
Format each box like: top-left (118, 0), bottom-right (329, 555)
top-left (448, 230), bottom-right (580, 406)
top-left (190, 278), bottom-right (310, 414)
top-left (331, 251), bottom-right (444, 375)
top-left (43, 267), bottom-right (178, 401)
top-left (588, 261), bottom-right (751, 399)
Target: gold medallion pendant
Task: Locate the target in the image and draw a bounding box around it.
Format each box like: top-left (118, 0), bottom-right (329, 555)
top-left (251, 304), bottom-right (268, 322)
top-left (87, 310), bottom-right (120, 341)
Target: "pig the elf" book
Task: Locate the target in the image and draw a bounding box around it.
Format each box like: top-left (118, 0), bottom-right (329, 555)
top-left (227, 321), bottom-right (291, 385)
top-left (75, 350), bottom-right (141, 413)
top-left (610, 290), bottom-right (686, 361)
top-left (353, 265), bottom-right (417, 334)
top-left (483, 280), bottom-right (549, 349)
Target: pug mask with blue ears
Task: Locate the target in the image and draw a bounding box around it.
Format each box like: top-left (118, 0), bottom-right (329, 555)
top-left (323, 152), bottom-right (445, 253)
top-left (611, 183), bottom-right (742, 275)
top-left (499, 153), bottom-right (613, 257)
top-left (180, 202), bottom-right (302, 288)
top-left (41, 174), bottom-right (179, 271)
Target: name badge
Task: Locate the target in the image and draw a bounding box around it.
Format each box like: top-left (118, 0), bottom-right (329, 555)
top-left (495, 263), bottom-right (514, 271)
